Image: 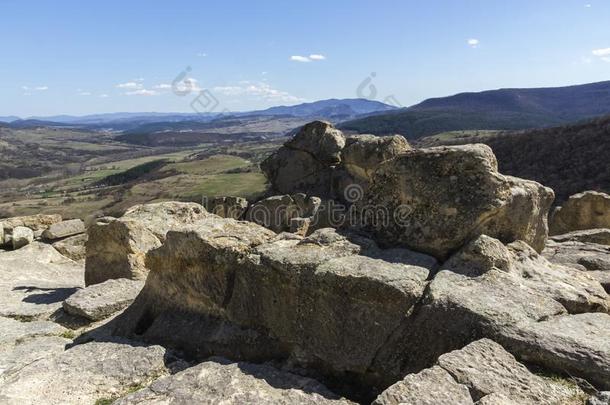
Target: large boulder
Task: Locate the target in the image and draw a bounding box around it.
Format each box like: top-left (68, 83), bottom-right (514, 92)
top-left (550, 191), bottom-right (610, 235)
top-left (111, 219), bottom-right (435, 388)
top-left (11, 226), bottom-right (33, 250)
top-left (62, 278), bottom-right (144, 321)
top-left (114, 358), bottom-right (354, 404)
top-left (261, 121), bottom-right (345, 196)
top-left (358, 144), bottom-right (554, 260)
top-left (42, 219), bottom-right (85, 241)
top-left (85, 202), bottom-right (208, 286)
top-left (341, 135), bottom-right (411, 183)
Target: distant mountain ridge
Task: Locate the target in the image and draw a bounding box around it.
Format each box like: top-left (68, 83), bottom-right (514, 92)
top-left (340, 81), bottom-right (610, 139)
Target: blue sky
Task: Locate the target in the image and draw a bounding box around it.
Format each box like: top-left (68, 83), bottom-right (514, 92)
top-left (1, 0), bottom-right (609, 116)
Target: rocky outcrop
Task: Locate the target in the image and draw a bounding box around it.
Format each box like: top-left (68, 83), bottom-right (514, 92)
top-left (42, 219), bottom-right (85, 241)
top-left (261, 121), bottom-right (344, 197)
top-left (0, 243), bottom-right (83, 320)
top-left (0, 341), bottom-right (170, 405)
top-left (550, 191), bottom-right (610, 235)
top-left (358, 144), bottom-right (554, 260)
top-left (115, 358), bottom-right (354, 404)
top-left (11, 226), bottom-right (33, 249)
top-left (208, 196), bottom-right (249, 219)
top-left (261, 121), bottom-right (409, 200)
top-left (63, 278), bottom-right (144, 321)
top-left (85, 202), bottom-right (208, 286)
top-left (111, 220), bottom-right (435, 387)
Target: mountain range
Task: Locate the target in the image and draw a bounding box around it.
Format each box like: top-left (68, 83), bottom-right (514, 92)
top-left (340, 80), bottom-right (610, 139)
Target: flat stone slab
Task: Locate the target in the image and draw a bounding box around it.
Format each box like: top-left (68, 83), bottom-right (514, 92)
top-left (52, 233), bottom-right (87, 262)
top-left (42, 219), bottom-right (85, 241)
top-left (0, 341), bottom-right (169, 405)
top-left (63, 278), bottom-right (144, 321)
top-left (373, 366), bottom-right (473, 405)
top-left (114, 358), bottom-right (354, 404)
top-left (437, 339), bottom-right (583, 404)
top-left (500, 313), bottom-right (610, 390)
top-left (0, 243), bottom-right (84, 320)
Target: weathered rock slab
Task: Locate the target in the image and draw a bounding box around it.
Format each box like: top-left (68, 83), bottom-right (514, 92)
top-left (551, 228), bottom-right (610, 246)
top-left (0, 341), bottom-right (169, 405)
top-left (42, 218), bottom-right (85, 240)
top-left (115, 358), bottom-right (354, 404)
top-left (0, 243), bottom-right (84, 320)
top-left (500, 313), bottom-right (610, 390)
top-left (63, 278), bottom-right (144, 321)
top-left (437, 339), bottom-right (583, 404)
top-left (373, 366), bottom-right (473, 405)
top-left (52, 233), bottom-right (87, 262)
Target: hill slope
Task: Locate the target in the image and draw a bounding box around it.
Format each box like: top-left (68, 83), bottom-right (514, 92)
top-left (340, 81), bottom-right (610, 139)
top-left (416, 115), bottom-right (610, 203)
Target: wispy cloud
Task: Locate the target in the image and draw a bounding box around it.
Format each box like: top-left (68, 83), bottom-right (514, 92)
top-left (99, 94), bottom-right (109, 98)
top-left (116, 81), bottom-right (143, 89)
top-left (585, 3), bottom-right (592, 7)
top-left (290, 54), bottom-right (326, 63)
top-left (125, 89), bottom-right (159, 96)
top-left (467, 38), bottom-right (480, 48)
top-left (22, 85), bottom-right (48, 91)
top-left (197, 52), bottom-right (207, 57)
top-left (152, 83), bottom-right (173, 90)
top-left (213, 81), bottom-right (304, 103)
top-left (77, 90), bottom-right (92, 96)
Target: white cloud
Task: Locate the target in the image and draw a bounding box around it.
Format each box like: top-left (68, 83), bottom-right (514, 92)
top-left (290, 54), bottom-right (326, 63)
top-left (602, 57), bottom-right (610, 63)
top-left (592, 48), bottom-right (610, 57)
top-left (22, 85), bottom-right (48, 91)
top-left (467, 38), bottom-right (480, 48)
top-left (125, 89), bottom-right (159, 96)
top-left (153, 83), bottom-right (172, 90)
top-left (99, 94), bottom-right (109, 98)
top-left (290, 55), bottom-right (311, 63)
top-left (78, 91), bottom-right (92, 96)
top-left (585, 4), bottom-right (592, 7)
top-left (213, 81), bottom-right (304, 103)
top-left (116, 81), bottom-right (142, 89)
top-left (197, 52), bottom-right (207, 57)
